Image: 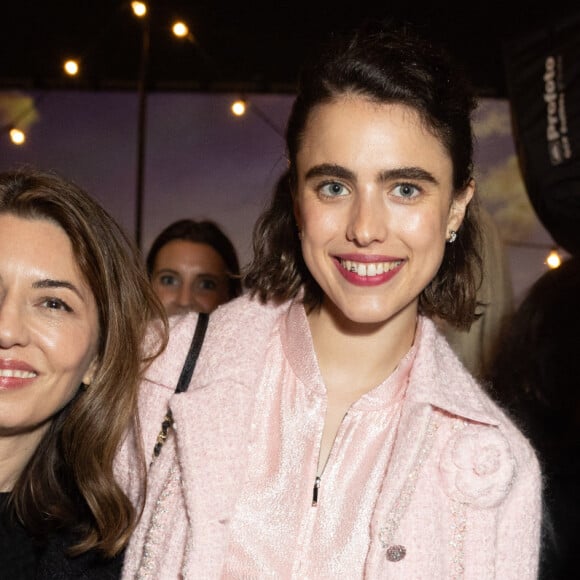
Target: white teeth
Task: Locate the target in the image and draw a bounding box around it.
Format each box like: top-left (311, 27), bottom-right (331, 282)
top-left (340, 259), bottom-right (402, 277)
top-left (0, 369), bottom-right (37, 379)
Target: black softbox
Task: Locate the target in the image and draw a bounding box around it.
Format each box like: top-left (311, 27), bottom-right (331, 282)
top-left (504, 12), bottom-right (580, 256)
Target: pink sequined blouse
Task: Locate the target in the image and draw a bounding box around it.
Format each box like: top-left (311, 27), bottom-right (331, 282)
top-left (223, 300), bottom-right (415, 577)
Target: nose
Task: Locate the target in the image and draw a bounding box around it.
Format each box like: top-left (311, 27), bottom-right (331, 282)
top-left (0, 293), bottom-right (29, 348)
top-left (175, 282), bottom-right (194, 309)
top-left (346, 191), bottom-right (388, 246)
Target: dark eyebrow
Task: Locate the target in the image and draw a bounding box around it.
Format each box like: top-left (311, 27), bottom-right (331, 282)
top-left (378, 167), bottom-right (439, 185)
top-left (304, 164), bottom-right (439, 186)
top-left (32, 279), bottom-right (84, 299)
top-left (304, 164), bottom-right (356, 181)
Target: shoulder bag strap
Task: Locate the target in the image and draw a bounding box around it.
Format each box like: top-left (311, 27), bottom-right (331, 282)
top-left (152, 312), bottom-right (209, 460)
top-left (174, 312), bottom-right (209, 394)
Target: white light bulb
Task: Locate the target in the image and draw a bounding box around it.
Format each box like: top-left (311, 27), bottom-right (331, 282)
top-left (9, 128), bottom-right (26, 145)
top-left (231, 100), bottom-right (246, 116)
top-left (131, 1), bottom-right (147, 17)
top-left (64, 59), bottom-right (79, 76)
top-left (546, 249), bottom-right (562, 269)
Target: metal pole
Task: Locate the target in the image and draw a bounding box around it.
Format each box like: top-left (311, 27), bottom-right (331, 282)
top-left (135, 12), bottom-right (150, 250)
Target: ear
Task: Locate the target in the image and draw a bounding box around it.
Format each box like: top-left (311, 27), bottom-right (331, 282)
top-left (447, 179), bottom-right (475, 235)
top-left (82, 356), bottom-right (99, 387)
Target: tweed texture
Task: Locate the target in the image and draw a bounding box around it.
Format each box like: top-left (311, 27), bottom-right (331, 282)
top-left (118, 294), bottom-right (541, 579)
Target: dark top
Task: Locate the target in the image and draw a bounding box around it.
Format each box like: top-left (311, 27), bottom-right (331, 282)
top-left (0, 493), bottom-right (124, 579)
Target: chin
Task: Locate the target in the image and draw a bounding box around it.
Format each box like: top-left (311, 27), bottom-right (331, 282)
top-left (329, 294), bottom-right (418, 329)
top-left (350, 312), bottom-right (392, 326)
top-left (332, 302), bottom-right (392, 327)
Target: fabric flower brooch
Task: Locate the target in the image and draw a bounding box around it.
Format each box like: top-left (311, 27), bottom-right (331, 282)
top-left (440, 424), bottom-right (516, 508)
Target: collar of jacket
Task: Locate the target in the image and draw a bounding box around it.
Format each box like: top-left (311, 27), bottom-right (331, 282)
top-left (281, 297), bottom-right (500, 427)
top-left (407, 317), bottom-right (500, 426)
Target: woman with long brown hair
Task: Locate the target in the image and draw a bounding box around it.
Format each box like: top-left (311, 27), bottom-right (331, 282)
top-left (0, 167), bottom-right (166, 578)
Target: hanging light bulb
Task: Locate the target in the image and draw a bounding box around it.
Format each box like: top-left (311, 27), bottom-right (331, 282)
top-left (131, 1), bottom-right (147, 17)
top-left (231, 100), bottom-right (247, 116)
top-left (172, 21), bottom-right (189, 38)
top-left (546, 248), bottom-right (562, 269)
top-left (63, 59), bottom-right (79, 76)
top-left (9, 128), bottom-right (26, 145)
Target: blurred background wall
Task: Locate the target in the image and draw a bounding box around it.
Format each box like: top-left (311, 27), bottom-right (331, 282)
top-left (0, 90), bottom-right (559, 302)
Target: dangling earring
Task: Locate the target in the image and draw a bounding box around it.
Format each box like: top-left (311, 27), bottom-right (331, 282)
top-left (298, 229), bottom-right (303, 241)
top-left (447, 230), bottom-right (457, 244)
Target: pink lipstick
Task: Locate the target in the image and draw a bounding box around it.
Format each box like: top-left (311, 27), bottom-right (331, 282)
top-left (334, 255), bottom-right (404, 286)
top-left (0, 359), bottom-right (38, 390)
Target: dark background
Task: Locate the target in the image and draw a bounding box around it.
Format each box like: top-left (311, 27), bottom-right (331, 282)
top-left (2, 1), bottom-right (578, 97)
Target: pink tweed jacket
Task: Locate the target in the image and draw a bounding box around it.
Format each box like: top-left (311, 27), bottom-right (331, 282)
top-left (117, 294), bottom-right (541, 579)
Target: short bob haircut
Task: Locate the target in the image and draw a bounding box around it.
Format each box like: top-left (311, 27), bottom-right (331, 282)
top-left (245, 21), bottom-right (482, 329)
top-left (146, 219), bottom-right (243, 300)
top-left (0, 167), bottom-right (167, 556)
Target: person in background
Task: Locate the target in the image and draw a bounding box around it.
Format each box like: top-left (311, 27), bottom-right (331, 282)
top-left (121, 20), bottom-right (541, 578)
top-left (146, 219), bottom-right (242, 315)
top-left (487, 256), bottom-right (580, 579)
top-left (0, 167), bottom-right (166, 579)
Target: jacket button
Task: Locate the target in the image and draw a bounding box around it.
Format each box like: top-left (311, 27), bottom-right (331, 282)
top-left (386, 544), bottom-right (406, 562)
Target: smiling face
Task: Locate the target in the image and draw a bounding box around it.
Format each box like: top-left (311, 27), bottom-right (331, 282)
top-left (294, 96), bottom-right (473, 329)
top-left (0, 215), bottom-right (99, 438)
top-left (150, 240), bottom-right (230, 315)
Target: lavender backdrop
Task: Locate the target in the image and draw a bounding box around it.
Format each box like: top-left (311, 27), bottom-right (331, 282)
top-left (0, 90), bottom-right (560, 302)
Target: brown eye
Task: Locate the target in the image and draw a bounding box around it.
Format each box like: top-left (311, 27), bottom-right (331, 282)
top-left (42, 298), bottom-right (72, 312)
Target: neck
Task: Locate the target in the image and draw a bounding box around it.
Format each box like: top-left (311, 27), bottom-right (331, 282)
top-left (308, 300), bottom-right (417, 397)
top-left (0, 426), bottom-right (48, 492)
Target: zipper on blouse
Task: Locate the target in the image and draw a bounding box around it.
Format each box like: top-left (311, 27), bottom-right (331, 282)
top-left (312, 476), bottom-right (321, 507)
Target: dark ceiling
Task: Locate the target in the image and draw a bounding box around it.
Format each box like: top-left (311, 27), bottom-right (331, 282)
top-left (1, 1), bottom-right (578, 98)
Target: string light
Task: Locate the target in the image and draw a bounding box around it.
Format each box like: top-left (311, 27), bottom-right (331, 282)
top-left (228, 98), bottom-right (285, 137)
top-left (63, 59), bottom-right (79, 76)
top-left (172, 21), bottom-right (189, 38)
top-left (131, 1), bottom-right (147, 17)
top-left (9, 128), bottom-right (26, 145)
top-left (546, 248), bottom-right (562, 269)
top-left (231, 100), bottom-right (246, 116)
top-left (505, 239), bottom-right (567, 270)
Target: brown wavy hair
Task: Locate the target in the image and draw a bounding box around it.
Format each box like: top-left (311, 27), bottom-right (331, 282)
top-left (244, 21), bottom-right (482, 329)
top-left (0, 167), bottom-right (168, 556)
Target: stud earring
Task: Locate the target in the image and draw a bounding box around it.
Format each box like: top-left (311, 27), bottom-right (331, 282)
top-left (447, 230), bottom-right (457, 244)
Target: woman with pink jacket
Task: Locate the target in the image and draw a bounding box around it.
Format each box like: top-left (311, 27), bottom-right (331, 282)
top-left (118, 20), bottom-right (541, 579)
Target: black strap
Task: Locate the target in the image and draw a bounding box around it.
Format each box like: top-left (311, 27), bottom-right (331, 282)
top-left (174, 312), bottom-right (209, 394)
top-left (151, 312), bottom-right (210, 460)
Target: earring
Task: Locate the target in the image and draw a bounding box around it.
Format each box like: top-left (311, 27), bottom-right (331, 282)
top-left (81, 374), bottom-right (93, 390)
top-left (447, 230), bottom-right (457, 244)
top-left (298, 229), bottom-right (303, 241)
